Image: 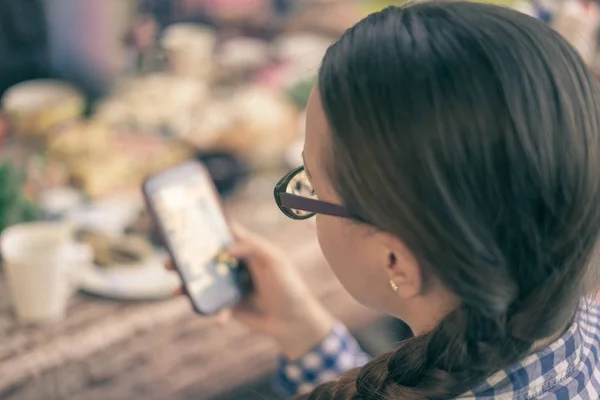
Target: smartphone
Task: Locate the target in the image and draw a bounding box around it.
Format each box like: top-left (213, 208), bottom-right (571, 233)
top-left (143, 161), bottom-right (252, 315)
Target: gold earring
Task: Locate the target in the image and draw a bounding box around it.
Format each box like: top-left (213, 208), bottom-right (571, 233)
top-left (389, 280), bottom-right (399, 292)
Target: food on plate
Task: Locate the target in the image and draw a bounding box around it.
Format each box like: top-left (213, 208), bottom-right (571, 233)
top-left (1, 79), bottom-right (85, 137)
top-left (23, 155), bottom-right (70, 201)
top-left (94, 74), bottom-right (209, 135)
top-left (47, 121), bottom-right (112, 160)
top-left (67, 156), bottom-right (138, 199)
top-left (178, 86), bottom-right (300, 168)
top-left (77, 230), bottom-right (155, 268)
top-left (213, 86), bottom-right (299, 168)
top-left (47, 121), bottom-right (191, 197)
top-left (178, 99), bottom-right (236, 149)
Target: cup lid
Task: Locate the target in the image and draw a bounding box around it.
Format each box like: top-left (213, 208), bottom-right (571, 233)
top-left (1, 221), bottom-right (72, 263)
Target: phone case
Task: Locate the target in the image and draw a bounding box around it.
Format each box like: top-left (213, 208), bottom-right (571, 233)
top-left (142, 161), bottom-right (252, 315)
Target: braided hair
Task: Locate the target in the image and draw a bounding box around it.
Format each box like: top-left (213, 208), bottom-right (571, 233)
top-left (305, 2), bottom-right (600, 399)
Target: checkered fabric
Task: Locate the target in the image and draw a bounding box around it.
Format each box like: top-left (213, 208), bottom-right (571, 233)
top-left (274, 323), bottom-right (370, 396)
top-left (275, 302), bottom-right (600, 399)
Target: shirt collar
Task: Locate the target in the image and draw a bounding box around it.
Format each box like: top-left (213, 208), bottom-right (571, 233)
top-left (458, 309), bottom-right (585, 399)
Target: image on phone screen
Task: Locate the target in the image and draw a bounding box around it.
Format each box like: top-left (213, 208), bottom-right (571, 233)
top-left (151, 174), bottom-right (246, 312)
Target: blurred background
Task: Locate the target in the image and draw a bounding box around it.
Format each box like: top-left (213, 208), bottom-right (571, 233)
top-left (0, 0), bottom-right (598, 399)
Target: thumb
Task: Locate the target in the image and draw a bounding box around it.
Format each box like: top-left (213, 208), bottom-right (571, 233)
top-left (226, 222), bottom-right (275, 270)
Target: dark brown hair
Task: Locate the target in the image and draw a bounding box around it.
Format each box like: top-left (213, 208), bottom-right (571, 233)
top-left (307, 2), bottom-right (600, 399)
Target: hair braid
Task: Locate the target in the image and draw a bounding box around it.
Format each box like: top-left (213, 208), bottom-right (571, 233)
top-left (301, 252), bottom-right (591, 400)
top-left (351, 308), bottom-right (522, 399)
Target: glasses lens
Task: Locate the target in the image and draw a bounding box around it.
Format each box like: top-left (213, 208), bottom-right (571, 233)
top-left (284, 169), bottom-right (316, 218)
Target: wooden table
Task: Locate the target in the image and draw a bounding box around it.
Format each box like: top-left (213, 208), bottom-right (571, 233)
top-left (0, 177), bottom-right (380, 400)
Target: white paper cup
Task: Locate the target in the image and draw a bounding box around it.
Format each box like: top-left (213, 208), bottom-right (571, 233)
top-left (1, 222), bottom-right (89, 323)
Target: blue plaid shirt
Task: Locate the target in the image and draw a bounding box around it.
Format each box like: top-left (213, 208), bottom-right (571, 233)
top-left (275, 302), bottom-right (600, 399)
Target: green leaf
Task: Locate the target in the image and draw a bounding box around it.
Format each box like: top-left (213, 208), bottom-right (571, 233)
top-left (0, 162), bottom-right (40, 232)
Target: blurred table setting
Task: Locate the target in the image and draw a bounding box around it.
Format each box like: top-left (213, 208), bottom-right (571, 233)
top-left (0, 0), bottom-right (599, 398)
top-left (0, 2), bottom-right (374, 398)
top-left (0, 181), bottom-right (379, 400)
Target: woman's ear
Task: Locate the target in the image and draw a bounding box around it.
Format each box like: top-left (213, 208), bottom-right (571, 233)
top-left (382, 235), bottom-right (423, 299)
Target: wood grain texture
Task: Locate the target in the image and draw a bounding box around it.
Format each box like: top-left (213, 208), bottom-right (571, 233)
top-left (0, 182), bottom-right (380, 400)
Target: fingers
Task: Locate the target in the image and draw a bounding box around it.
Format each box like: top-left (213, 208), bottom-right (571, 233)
top-left (173, 285), bottom-right (186, 296)
top-left (215, 309), bottom-right (232, 326)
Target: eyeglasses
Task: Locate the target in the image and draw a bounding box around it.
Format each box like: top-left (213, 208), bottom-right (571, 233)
top-left (273, 166), bottom-right (352, 220)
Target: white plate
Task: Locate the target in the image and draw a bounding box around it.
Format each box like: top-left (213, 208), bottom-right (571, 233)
top-left (77, 256), bottom-right (181, 301)
top-left (66, 196), bottom-right (143, 236)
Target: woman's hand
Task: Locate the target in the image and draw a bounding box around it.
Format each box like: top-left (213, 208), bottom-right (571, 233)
top-left (169, 223), bottom-right (335, 360)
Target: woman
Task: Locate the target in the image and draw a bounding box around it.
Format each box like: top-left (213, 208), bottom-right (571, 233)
top-left (184, 2), bottom-right (600, 398)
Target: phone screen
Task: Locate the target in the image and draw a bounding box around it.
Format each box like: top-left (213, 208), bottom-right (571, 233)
top-left (150, 171), bottom-right (248, 313)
